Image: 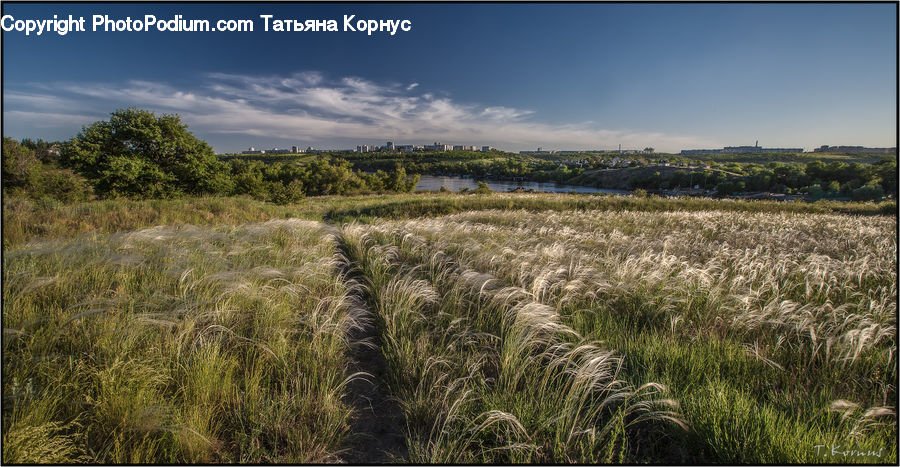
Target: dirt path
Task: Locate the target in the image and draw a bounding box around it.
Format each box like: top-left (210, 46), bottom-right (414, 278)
top-left (329, 224), bottom-right (409, 464)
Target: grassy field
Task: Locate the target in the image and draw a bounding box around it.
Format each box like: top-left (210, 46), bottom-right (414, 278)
top-left (3, 219), bottom-right (363, 462)
top-left (344, 209), bottom-right (896, 462)
top-left (3, 193), bottom-right (893, 248)
top-left (3, 192), bottom-right (897, 463)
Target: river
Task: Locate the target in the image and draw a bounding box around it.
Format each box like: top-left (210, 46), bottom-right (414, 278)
top-left (414, 175), bottom-right (629, 194)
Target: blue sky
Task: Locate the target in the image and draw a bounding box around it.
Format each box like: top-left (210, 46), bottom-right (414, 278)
top-left (2, 3), bottom-right (896, 153)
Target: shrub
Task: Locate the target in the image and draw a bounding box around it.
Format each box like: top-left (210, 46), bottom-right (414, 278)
top-left (34, 168), bottom-right (93, 202)
top-left (268, 179), bottom-right (305, 204)
top-left (2, 137), bottom-right (40, 188)
top-left (3, 137), bottom-right (92, 202)
top-left (852, 184), bottom-right (884, 202)
top-left (473, 181), bottom-right (492, 194)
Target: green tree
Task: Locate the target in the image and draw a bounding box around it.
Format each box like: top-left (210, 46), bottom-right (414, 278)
top-left (715, 181), bottom-right (740, 196)
top-left (228, 159), bottom-right (269, 199)
top-left (301, 158), bottom-right (359, 195)
top-left (61, 108), bottom-right (233, 198)
top-left (875, 157), bottom-right (897, 195)
top-left (806, 184), bottom-right (825, 201)
top-left (268, 179), bottom-right (305, 204)
top-left (3, 137), bottom-right (92, 202)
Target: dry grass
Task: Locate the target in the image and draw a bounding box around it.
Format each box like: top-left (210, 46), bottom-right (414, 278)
top-left (343, 208), bottom-right (897, 463)
top-left (3, 219), bottom-right (360, 463)
top-left (4, 193), bottom-right (896, 463)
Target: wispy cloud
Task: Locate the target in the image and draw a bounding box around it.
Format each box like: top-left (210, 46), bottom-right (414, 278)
top-left (3, 110), bottom-right (104, 128)
top-left (3, 72), bottom-right (718, 152)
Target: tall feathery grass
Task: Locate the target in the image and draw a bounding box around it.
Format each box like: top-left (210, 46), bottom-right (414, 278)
top-left (4, 192), bottom-right (892, 248)
top-left (3, 192), bottom-right (896, 463)
top-left (346, 208), bottom-right (897, 463)
top-left (3, 219), bottom-right (362, 463)
top-left (339, 226), bottom-right (685, 463)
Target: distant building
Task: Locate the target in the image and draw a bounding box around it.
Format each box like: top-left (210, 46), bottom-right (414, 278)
top-left (520, 147), bottom-right (557, 155)
top-left (425, 142), bottom-right (452, 151)
top-left (813, 145), bottom-right (896, 154)
top-left (682, 142), bottom-right (801, 155)
top-left (349, 141), bottom-right (497, 153)
top-left (266, 147), bottom-right (297, 154)
top-left (722, 146), bottom-right (801, 154)
top-left (482, 146), bottom-right (493, 152)
top-left (242, 145), bottom-right (304, 155)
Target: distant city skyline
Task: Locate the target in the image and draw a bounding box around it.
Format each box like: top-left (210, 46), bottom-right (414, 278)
top-left (230, 140), bottom-right (896, 155)
top-left (3, 3), bottom-right (896, 153)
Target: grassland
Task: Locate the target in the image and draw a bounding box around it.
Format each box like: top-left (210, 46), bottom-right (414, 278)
top-left (3, 192), bottom-right (897, 463)
top-left (3, 219), bottom-right (363, 462)
top-left (4, 193), bottom-right (893, 248)
top-left (345, 209), bottom-right (896, 462)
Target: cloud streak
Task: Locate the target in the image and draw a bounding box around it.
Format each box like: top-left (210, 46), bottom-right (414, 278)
top-left (4, 72), bottom-right (719, 152)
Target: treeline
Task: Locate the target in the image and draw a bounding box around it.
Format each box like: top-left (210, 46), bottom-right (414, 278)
top-left (662, 151), bottom-right (891, 165)
top-left (346, 149), bottom-right (896, 201)
top-left (343, 152), bottom-right (586, 182)
top-left (227, 159), bottom-right (418, 204)
top-left (2, 109), bottom-right (419, 204)
top-left (628, 160), bottom-right (896, 201)
top-left (338, 150), bottom-right (896, 201)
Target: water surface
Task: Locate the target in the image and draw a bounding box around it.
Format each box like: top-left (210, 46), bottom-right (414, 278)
top-left (415, 175), bottom-right (629, 194)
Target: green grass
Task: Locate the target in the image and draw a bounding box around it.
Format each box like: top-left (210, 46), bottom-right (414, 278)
top-left (3, 220), bottom-right (360, 463)
top-left (342, 207), bottom-right (897, 463)
top-left (339, 226), bottom-right (683, 463)
top-left (3, 192), bottom-right (897, 463)
top-left (5, 193), bottom-right (893, 249)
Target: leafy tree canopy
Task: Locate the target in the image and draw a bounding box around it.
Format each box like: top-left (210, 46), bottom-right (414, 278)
top-left (62, 108), bottom-right (233, 198)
